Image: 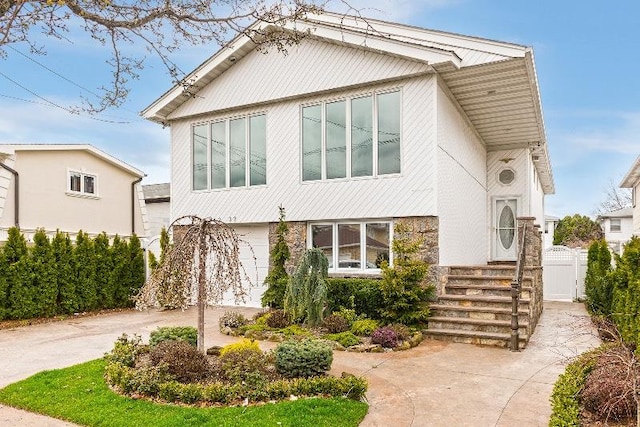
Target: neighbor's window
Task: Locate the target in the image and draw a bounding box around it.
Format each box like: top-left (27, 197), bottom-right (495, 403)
top-left (310, 221), bottom-right (391, 271)
top-left (192, 113), bottom-right (266, 190)
top-left (68, 171), bottom-right (97, 196)
top-left (610, 218), bottom-right (621, 232)
top-left (302, 89), bottom-right (401, 181)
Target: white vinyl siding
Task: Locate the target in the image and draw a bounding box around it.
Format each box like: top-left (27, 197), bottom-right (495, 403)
top-left (302, 90), bottom-right (401, 182)
top-left (192, 114), bottom-right (266, 191)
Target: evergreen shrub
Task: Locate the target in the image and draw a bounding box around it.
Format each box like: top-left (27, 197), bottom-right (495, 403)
top-left (149, 326), bottom-right (198, 347)
top-left (326, 331), bottom-right (360, 348)
top-left (350, 319), bottom-right (380, 336)
top-left (275, 339), bottom-right (333, 378)
top-left (584, 239), bottom-right (613, 315)
top-left (149, 340), bottom-right (209, 383)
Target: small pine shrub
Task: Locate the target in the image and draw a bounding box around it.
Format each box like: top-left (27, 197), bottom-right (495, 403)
top-left (275, 339), bottom-right (333, 378)
top-left (322, 314), bottom-right (350, 333)
top-left (326, 331), bottom-right (360, 348)
top-left (218, 311), bottom-right (247, 329)
top-left (149, 326), bottom-right (197, 347)
top-left (388, 323), bottom-right (411, 341)
top-left (149, 340), bottom-right (209, 383)
top-left (266, 309), bottom-right (291, 328)
top-left (350, 319), bottom-right (380, 336)
top-left (371, 326), bottom-right (400, 348)
top-left (218, 339), bottom-right (271, 386)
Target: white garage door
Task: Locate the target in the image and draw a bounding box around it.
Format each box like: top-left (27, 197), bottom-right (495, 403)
top-left (221, 224), bottom-right (270, 308)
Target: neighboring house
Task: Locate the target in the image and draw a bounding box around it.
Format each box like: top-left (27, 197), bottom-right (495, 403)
top-left (142, 182), bottom-right (170, 256)
top-left (543, 215), bottom-right (560, 249)
top-left (142, 13), bottom-right (553, 347)
top-left (0, 144), bottom-right (148, 241)
top-left (621, 155), bottom-right (640, 238)
top-left (597, 207), bottom-right (633, 254)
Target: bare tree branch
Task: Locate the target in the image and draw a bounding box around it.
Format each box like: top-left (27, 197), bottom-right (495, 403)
top-left (594, 179), bottom-right (633, 216)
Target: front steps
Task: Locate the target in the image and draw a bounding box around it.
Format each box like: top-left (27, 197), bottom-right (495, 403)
top-left (425, 265), bottom-right (533, 349)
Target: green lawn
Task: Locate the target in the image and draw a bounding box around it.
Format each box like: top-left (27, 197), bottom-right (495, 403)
top-left (0, 359), bottom-right (368, 427)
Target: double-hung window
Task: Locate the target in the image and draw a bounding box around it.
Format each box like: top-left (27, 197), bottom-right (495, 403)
top-left (610, 218), bottom-right (621, 232)
top-left (68, 171), bottom-right (97, 196)
top-left (310, 221), bottom-right (392, 272)
top-left (193, 114), bottom-right (267, 191)
top-left (302, 90), bottom-right (401, 181)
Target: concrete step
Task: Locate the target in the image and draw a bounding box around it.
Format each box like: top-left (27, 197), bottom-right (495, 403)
top-left (429, 304), bottom-right (530, 322)
top-left (437, 294), bottom-right (530, 309)
top-left (447, 274), bottom-right (532, 286)
top-left (428, 316), bottom-right (528, 334)
top-left (445, 283), bottom-right (532, 299)
top-left (448, 265), bottom-right (517, 277)
top-left (423, 328), bottom-right (527, 349)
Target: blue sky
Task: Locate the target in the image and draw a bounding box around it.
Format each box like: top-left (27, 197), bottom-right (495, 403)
top-left (0, 0), bottom-right (638, 219)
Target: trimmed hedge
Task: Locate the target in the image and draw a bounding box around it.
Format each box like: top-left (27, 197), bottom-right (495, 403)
top-left (325, 278), bottom-right (383, 320)
top-left (0, 227), bottom-right (145, 321)
top-left (549, 349), bottom-right (599, 427)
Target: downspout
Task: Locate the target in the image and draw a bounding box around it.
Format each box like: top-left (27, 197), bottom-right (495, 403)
top-left (0, 163), bottom-right (19, 228)
top-left (131, 177), bottom-right (143, 235)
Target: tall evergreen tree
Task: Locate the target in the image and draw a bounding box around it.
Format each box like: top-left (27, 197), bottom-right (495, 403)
top-left (5, 227), bottom-right (33, 319)
top-left (52, 231), bottom-right (76, 314)
top-left (0, 244), bottom-right (8, 320)
top-left (126, 234), bottom-right (145, 307)
top-left (93, 233), bottom-right (114, 309)
top-left (110, 235), bottom-right (129, 307)
top-left (31, 229), bottom-right (57, 317)
top-left (74, 231), bottom-right (97, 312)
top-left (262, 206), bottom-right (290, 308)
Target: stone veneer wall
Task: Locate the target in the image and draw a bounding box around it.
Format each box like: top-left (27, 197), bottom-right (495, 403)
top-left (268, 221), bottom-right (307, 275)
top-left (517, 217), bottom-right (544, 333)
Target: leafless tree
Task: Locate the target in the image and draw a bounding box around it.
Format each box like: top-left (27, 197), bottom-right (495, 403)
top-left (135, 215), bottom-right (255, 352)
top-left (594, 179), bottom-right (633, 216)
top-left (0, 0), bottom-right (327, 112)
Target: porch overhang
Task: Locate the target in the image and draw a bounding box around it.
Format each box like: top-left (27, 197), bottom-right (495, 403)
top-left (434, 51), bottom-right (554, 194)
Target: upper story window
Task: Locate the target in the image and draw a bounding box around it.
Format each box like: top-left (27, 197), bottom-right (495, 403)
top-left (309, 220), bottom-right (392, 272)
top-left (193, 113), bottom-right (266, 191)
top-left (610, 218), bottom-right (621, 232)
top-left (68, 171), bottom-right (97, 196)
top-left (302, 90), bottom-right (401, 181)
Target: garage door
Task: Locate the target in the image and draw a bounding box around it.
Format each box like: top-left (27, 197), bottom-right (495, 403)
top-left (221, 224), bottom-right (270, 308)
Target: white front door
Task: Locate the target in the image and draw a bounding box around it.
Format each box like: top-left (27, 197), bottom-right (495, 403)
top-left (494, 198), bottom-right (518, 261)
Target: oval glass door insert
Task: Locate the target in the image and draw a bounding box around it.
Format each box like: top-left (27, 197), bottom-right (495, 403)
top-left (499, 205), bottom-right (515, 249)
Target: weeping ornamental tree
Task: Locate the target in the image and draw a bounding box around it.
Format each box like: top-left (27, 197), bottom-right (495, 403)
top-left (135, 216), bottom-right (255, 352)
top-left (284, 248), bottom-right (329, 327)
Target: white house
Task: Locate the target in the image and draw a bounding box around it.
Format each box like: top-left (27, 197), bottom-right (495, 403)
top-left (142, 182), bottom-right (170, 255)
top-left (543, 215), bottom-right (560, 249)
top-left (621, 155), bottom-right (640, 238)
top-left (597, 207), bottom-right (633, 254)
top-left (142, 10), bottom-right (553, 345)
top-left (0, 144), bottom-right (148, 241)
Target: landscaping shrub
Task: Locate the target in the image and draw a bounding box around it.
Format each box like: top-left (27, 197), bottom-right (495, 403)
top-left (284, 248), bottom-right (329, 327)
top-left (281, 324), bottom-right (312, 337)
top-left (350, 319), bottom-right (380, 337)
top-left (266, 309), bottom-right (291, 328)
top-left (149, 326), bottom-right (198, 347)
top-left (326, 332), bottom-right (360, 348)
top-left (149, 340), bottom-right (209, 383)
top-left (378, 223), bottom-right (434, 326)
top-left (388, 323), bottom-right (412, 341)
top-left (218, 310), bottom-right (247, 329)
top-left (322, 314), bottom-right (350, 333)
top-left (326, 278), bottom-right (383, 319)
top-left (584, 239), bottom-right (613, 315)
top-left (581, 344), bottom-right (638, 421)
top-left (275, 339), bottom-right (333, 378)
top-left (104, 333), bottom-right (145, 368)
top-left (261, 206), bottom-right (290, 308)
top-left (218, 339), bottom-right (272, 388)
top-left (549, 348), bottom-right (599, 427)
top-left (371, 326), bottom-right (400, 348)
top-left (219, 338), bottom-right (261, 357)
top-left (610, 237), bottom-right (640, 346)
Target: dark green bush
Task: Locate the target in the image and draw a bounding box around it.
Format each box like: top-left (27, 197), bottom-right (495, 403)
top-left (350, 319), bottom-right (380, 336)
top-left (149, 340), bottom-right (209, 383)
top-left (584, 239), bottom-right (613, 315)
top-left (149, 326), bottom-right (198, 347)
top-left (322, 314), bottom-right (350, 333)
top-left (610, 237), bottom-right (640, 345)
top-left (549, 348), bottom-right (599, 427)
top-left (266, 309), bottom-right (291, 328)
top-left (218, 310), bottom-right (247, 329)
top-left (326, 331), bottom-right (360, 348)
top-left (275, 339), bottom-right (333, 378)
top-left (326, 278), bottom-right (383, 319)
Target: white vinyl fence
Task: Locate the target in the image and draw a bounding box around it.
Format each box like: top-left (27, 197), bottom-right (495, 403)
top-left (543, 246), bottom-right (588, 301)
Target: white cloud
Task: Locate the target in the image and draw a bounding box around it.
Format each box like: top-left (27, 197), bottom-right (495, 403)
top-left (557, 111), bottom-right (640, 155)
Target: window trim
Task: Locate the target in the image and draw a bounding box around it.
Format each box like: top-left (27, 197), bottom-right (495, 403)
top-left (300, 88), bottom-right (402, 183)
top-left (308, 219), bottom-right (393, 273)
top-left (191, 112), bottom-right (267, 192)
top-left (66, 169), bottom-right (99, 199)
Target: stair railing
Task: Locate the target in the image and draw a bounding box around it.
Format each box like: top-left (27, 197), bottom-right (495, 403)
top-left (510, 222), bottom-right (527, 352)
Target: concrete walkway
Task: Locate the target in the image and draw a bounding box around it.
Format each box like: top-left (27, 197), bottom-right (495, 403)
top-left (0, 301), bottom-right (599, 426)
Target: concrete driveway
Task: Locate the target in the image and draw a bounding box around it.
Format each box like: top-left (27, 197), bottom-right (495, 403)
top-left (0, 301), bottom-right (599, 426)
